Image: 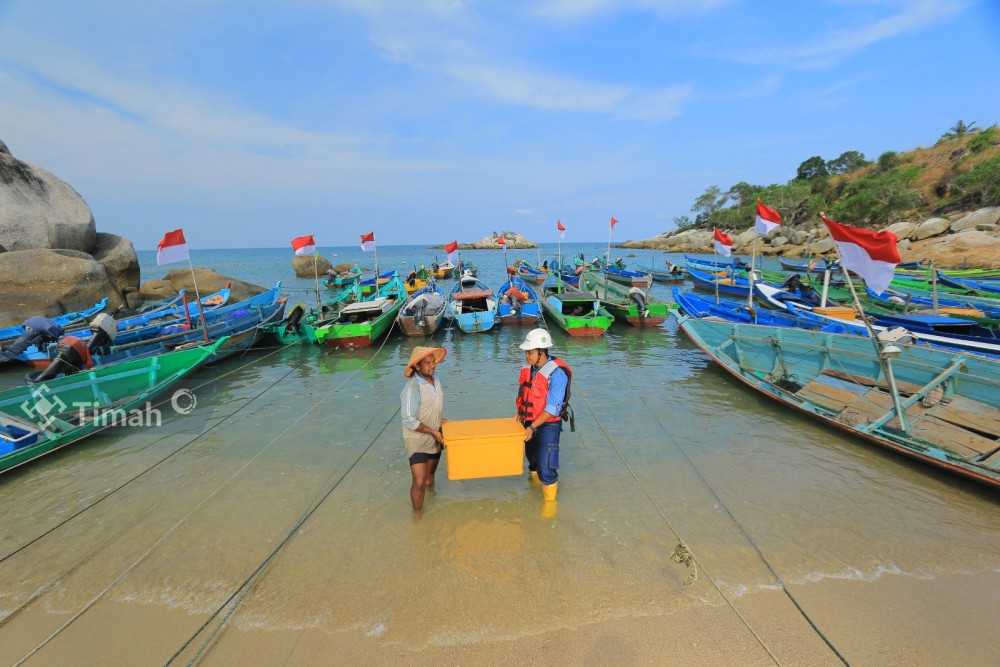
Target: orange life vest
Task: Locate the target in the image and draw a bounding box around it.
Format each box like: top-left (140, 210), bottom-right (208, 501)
top-left (516, 357), bottom-right (571, 424)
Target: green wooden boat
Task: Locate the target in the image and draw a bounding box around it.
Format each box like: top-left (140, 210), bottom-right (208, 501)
top-left (0, 338), bottom-right (225, 474)
top-left (314, 276), bottom-right (406, 348)
top-left (577, 271), bottom-right (676, 326)
top-left (267, 285), bottom-right (361, 344)
top-left (539, 280), bottom-right (615, 336)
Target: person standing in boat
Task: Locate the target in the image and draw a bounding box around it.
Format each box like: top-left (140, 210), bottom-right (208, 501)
top-left (515, 328), bottom-right (571, 503)
top-left (400, 346), bottom-right (449, 512)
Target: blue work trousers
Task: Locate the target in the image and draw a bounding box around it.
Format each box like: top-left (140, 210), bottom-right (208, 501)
top-left (525, 421), bottom-right (561, 486)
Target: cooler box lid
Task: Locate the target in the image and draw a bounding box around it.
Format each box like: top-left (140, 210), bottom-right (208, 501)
top-left (444, 417), bottom-right (524, 480)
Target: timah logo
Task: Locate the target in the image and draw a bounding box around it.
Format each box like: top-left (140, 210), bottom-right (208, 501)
top-left (20, 383), bottom-right (68, 429)
top-left (18, 385), bottom-right (199, 429)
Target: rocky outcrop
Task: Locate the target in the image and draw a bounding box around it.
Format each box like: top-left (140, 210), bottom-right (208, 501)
top-left (620, 206), bottom-right (1000, 269)
top-left (0, 249), bottom-right (126, 324)
top-left (146, 267), bottom-right (266, 304)
top-left (454, 232), bottom-right (537, 250)
top-left (292, 254), bottom-right (333, 277)
top-left (0, 143), bottom-right (142, 325)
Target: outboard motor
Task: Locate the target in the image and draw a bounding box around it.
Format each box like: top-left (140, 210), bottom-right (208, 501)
top-left (628, 287), bottom-right (649, 318)
top-left (0, 316), bottom-right (64, 362)
top-left (88, 313), bottom-right (117, 356)
top-left (282, 304), bottom-right (306, 335)
top-left (410, 297), bottom-right (428, 328)
top-left (26, 336), bottom-right (93, 383)
top-left (782, 273), bottom-right (804, 292)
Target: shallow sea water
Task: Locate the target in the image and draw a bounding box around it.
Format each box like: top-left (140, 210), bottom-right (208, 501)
top-left (0, 244), bottom-right (998, 665)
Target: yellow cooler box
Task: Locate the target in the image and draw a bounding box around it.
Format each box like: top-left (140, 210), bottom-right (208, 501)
top-left (444, 417), bottom-right (524, 480)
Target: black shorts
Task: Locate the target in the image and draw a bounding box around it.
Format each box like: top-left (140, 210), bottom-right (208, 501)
top-left (409, 451), bottom-right (442, 466)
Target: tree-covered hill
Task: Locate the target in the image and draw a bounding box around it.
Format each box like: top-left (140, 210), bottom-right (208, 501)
top-left (673, 121), bottom-right (1000, 233)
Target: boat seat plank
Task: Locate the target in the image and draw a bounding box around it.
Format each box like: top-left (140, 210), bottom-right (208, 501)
top-left (796, 379), bottom-right (864, 413)
top-left (840, 389), bottom-right (996, 460)
top-left (822, 368), bottom-right (924, 395)
top-left (453, 289), bottom-right (491, 300)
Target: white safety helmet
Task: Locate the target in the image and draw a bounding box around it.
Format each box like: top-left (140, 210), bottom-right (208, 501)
top-left (518, 328), bottom-right (553, 350)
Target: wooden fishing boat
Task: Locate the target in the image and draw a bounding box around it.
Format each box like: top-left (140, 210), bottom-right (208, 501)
top-left (429, 260), bottom-right (455, 280)
top-left (0, 338), bottom-right (225, 474)
top-left (18, 285), bottom-right (279, 368)
top-left (448, 276), bottom-right (498, 333)
top-left (935, 272), bottom-right (1000, 295)
top-left (359, 270), bottom-right (398, 296)
top-left (266, 285), bottom-right (361, 345)
top-left (315, 277), bottom-right (406, 349)
top-left (516, 261), bottom-right (548, 285)
top-left (495, 277), bottom-right (541, 325)
top-left (895, 265), bottom-right (1000, 281)
top-left (672, 288), bottom-right (854, 333)
top-left (0, 298), bottom-right (109, 344)
top-left (578, 272), bottom-right (674, 326)
top-left (539, 282), bottom-right (614, 336)
top-left (600, 265), bottom-right (653, 289)
top-left (322, 265), bottom-right (363, 290)
top-left (673, 314), bottom-right (1000, 489)
top-left (687, 266), bottom-right (753, 297)
top-left (397, 281), bottom-right (447, 336)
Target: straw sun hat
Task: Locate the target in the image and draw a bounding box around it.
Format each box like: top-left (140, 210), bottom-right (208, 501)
top-left (404, 346), bottom-right (447, 378)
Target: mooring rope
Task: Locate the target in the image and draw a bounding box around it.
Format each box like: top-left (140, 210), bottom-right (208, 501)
top-left (601, 359), bottom-right (850, 667)
top-left (11, 329), bottom-right (398, 664)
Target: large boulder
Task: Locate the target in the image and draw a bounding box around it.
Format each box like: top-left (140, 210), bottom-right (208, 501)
top-left (0, 152), bottom-right (96, 252)
top-left (913, 217), bottom-right (951, 240)
top-left (951, 207), bottom-right (1000, 232)
top-left (91, 232), bottom-right (139, 292)
top-left (0, 249), bottom-right (125, 326)
top-left (292, 254), bottom-right (333, 277)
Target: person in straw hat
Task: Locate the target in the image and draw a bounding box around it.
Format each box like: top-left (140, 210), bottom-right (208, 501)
top-left (400, 346), bottom-right (449, 511)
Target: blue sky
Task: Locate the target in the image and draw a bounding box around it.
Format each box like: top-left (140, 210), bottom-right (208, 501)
top-left (1, 1), bottom-right (998, 249)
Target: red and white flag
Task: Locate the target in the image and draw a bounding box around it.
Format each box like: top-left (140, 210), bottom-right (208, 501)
top-left (291, 234), bottom-right (316, 256)
top-left (360, 231), bottom-right (376, 252)
top-left (557, 220), bottom-right (566, 240)
top-left (496, 235), bottom-right (506, 246)
top-left (444, 240), bottom-right (458, 263)
top-left (157, 229), bottom-right (190, 266)
top-left (821, 213), bottom-right (899, 295)
top-left (610, 216), bottom-right (619, 229)
top-left (713, 228), bottom-right (733, 257)
top-left (755, 200), bottom-right (781, 235)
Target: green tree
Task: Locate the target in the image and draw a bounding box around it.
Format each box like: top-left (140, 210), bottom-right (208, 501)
top-left (830, 166), bottom-right (922, 224)
top-left (954, 155), bottom-right (1000, 206)
top-left (796, 156), bottom-right (828, 180)
top-left (691, 185), bottom-right (728, 226)
top-left (826, 151), bottom-right (868, 175)
top-left (672, 215), bottom-right (694, 231)
top-left (876, 151), bottom-right (901, 172)
top-left (942, 119), bottom-right (978, 140)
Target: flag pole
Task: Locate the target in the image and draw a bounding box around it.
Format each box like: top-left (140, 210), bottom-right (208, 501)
top-left (186, 256), bottom-right (210, 343)
top-left (373, 242), bottom-right (380, 299)
top-left (823, 213), bottom-right (909, 433)
top-left (313, 244), bottom-right (322, 315)
top-left (712, 242), bottom-right (721, 305)
top-left (605, 220), bottom-right (614, 294)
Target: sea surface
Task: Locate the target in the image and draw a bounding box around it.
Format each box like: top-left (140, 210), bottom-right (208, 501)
top-left (0, 243), bottom-right (998, 665)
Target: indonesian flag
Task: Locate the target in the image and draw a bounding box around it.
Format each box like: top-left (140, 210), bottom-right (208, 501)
top-left (557, 220), bottom-right (566, 240)
top-left (497, 235), bottom-right (506, 246)
top-left (755, 200), bottom-right (781, 235)
top-left (610, 216), bottom-right (618, 229)
top-left (821, 213), bottom-right (900, 295)
top-left (713, 228), bottom-right (733, 257)
top-left (360, 231), bottom-right (376, 252)
top-left (156, 229), bottom-right (190, 266)
top-left (291, 234), bottom-right (316, 256)
top-left (444, 240), bottom-right (458, 263)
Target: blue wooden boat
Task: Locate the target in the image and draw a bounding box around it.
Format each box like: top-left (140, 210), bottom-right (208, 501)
top-left (19, 285), bottom-right (280, 368)
top-left (515, 261), bottom-right (548, 285)
top-left (496, 276), bottom-right (541, 325)
top-left (672, 288), bottom-right (853, 333)
top-left (448, 276), bottom-right (498, 333)
top-left (0, 298), bottom-right (108, 343)
top-left (936, 272), bottom-right (1000, 295)
top-left (673, 313), bottom-right (1000, 489)
top-left (397, 281), bottom-right (448, 336)
top-left (687, 266), bottom-right (753, 297)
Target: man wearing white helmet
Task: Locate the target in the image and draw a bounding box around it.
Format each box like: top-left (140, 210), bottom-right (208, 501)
top-left (515, 328), bottom-right (571, 502)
